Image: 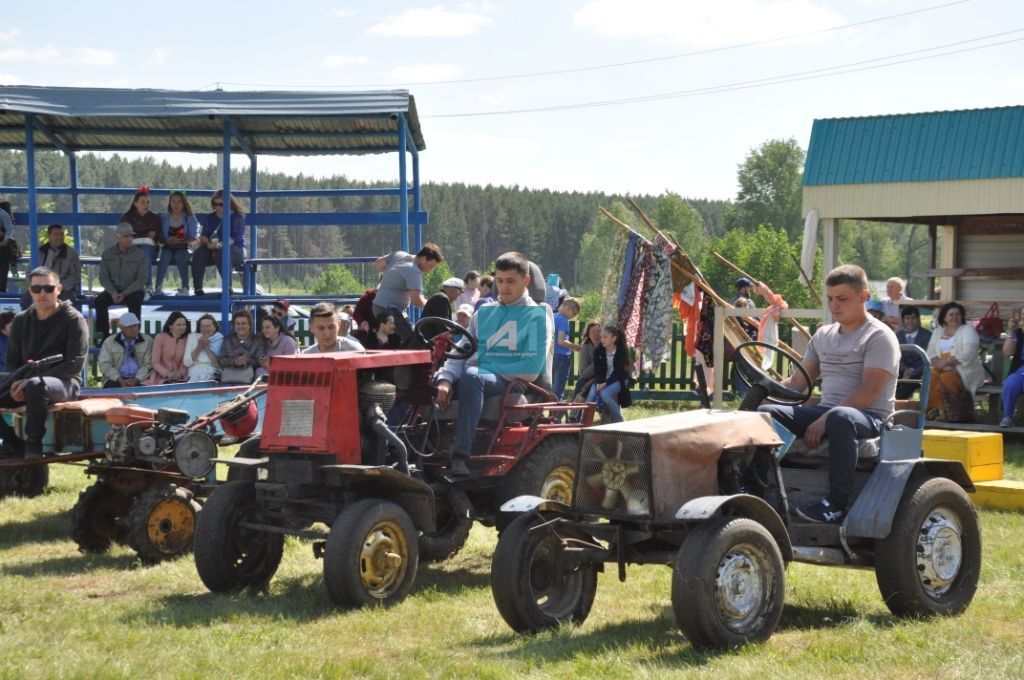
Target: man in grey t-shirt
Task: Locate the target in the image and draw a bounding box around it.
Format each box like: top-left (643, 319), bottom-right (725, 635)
top-left (372, 243), bottom-right (444, 342)
top-left (758, 264), bottom-right (899, 524)
top-left (302, 302), bottom-right (364, 354)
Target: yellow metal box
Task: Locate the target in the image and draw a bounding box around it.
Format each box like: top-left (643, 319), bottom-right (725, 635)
top-left (970, 480), bottom-right (1024, 511)
top-left (922, 430), bottom-right (1003, 483)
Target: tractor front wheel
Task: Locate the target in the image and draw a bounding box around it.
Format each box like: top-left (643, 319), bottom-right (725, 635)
top-left (193, 481), bottom-right (283, 592)
top-left (672, 516), bottom-right (785, 648)
top-left (323, 499), bottom-right (419, 608)
top-left (490, 512), bottom-right (598, 633)
top-left (418, 487), bottom-right (473, 563)
top-left (125, 484), bottom-right (200, 564)
top-left (70, 482), bottom-right (132, 554)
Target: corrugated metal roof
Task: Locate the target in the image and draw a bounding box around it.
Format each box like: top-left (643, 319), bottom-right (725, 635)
top-left (803, 106), bottom-right (1024, 186)
top-left (0, 86), bottom-right (424, 155)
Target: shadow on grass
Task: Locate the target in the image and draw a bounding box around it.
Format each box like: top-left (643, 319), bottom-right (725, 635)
top-left (2, 550), bottom-right (139, 576)
top-left (412, 562), bottom-right (491, 594)
top-left (476, 596), bottom-right (866, 667)
top-left (0, 510), bottom-right (72, 549)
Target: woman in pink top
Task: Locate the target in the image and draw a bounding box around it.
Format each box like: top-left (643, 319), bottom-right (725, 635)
top-left (145, 311), bottom-right (190, 384)
top-left (257, 314), bottom-right (297, 377)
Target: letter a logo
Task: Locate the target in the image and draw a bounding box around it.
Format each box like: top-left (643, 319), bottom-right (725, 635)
top-left (487, 320), bottom-right (517, 351)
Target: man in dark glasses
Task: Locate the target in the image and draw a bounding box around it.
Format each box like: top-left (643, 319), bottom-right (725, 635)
top-left (0, 266), bottom-right (89, 458)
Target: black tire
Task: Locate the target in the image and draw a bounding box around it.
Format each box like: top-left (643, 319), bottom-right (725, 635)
top-left (0, 462), bottom-right (49, 498)
top-left (418, 487), bottom-right (473, 563)
top-left (323, 499), bottom-right (419, 608)
top-left (124, 484), bottom-right (200, 565)
top-left (672, 516), bottom-right (785, 648)
top-left (491, 512), bottom-right (598, 633)
top-left (499, 435), bottom-right (579, 507)
top-left (70, 482), bottom-right (132, 554)
top-left (226, 435), bottom-right (261, 484)
top-left (875, 476), bottom-right (981, 617)
top-left (193, 481), bottom-right (283, 592)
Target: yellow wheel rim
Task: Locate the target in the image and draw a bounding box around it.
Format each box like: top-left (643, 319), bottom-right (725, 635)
top-left (359, 520), bottom-right (409, 598)
top-left (541, 465), bottom-right (575, 505)
top-left (146, 498), bottom-right (195, 555)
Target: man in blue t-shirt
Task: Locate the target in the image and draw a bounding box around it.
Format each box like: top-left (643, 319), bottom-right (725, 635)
top-left (552, 297), bottom-right (581, 400)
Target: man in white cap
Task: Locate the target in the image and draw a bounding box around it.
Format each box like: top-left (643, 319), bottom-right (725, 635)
top-left (97, 311), bottom-right (153, 388)
top-left (95, 223), bottom-right (147, 340)
top-left (420, 277), bottom-right (464, 339)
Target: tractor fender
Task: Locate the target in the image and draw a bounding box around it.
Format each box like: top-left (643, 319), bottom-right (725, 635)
top-left (675, 494), bottom-right (792, 563)
top-left (499, 494), bottom-right (571, 515)
top-left (843, 458), bottom-right (974, 540)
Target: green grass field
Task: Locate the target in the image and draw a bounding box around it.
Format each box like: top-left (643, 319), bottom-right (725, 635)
top-left (2, 422), bottom-right (1023, 679)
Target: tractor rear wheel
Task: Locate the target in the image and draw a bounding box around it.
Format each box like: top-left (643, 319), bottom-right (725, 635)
top-left (418, 486), bottom-right (473, 563)
top-left (70, 482), bottom-right (132, 554)
top-left (125, 484), bottom-right (200, 565)
top-left (0, 461), bottom-right (49, 499)
top-left (672, 516), bottom-right (785, 648)
top-left (498, 435), bottom-right (578, 507)
top-left (323, 499), bottom-right (419, 608)
top-left (194, 481), bottom-right (283, 592)
top-left (875, 476), bottom-right (981, 617)
top-left (490, 512), bottom-right (598, 633)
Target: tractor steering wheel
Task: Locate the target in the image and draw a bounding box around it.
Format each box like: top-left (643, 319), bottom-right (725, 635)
top-left (732, 340), bottom-right (813, 409)
top-left (413, 316), bottom-right (478, 361)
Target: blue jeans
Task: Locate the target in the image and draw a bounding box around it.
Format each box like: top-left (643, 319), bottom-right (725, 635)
top-left (156, 247), bottom-right (190, 290)
top-left (588, 380), bottom-right (624, 423)
top-left (452, 366), bottom-right (510, 457)
top-left (136, 244), bottom-right (158, 289)
top-left (552, 353), bottom-right (572, 400)
top-left (757, 404), bottom-right (883, 508)
top-left (1002, 366), bottom-right (1024, 420)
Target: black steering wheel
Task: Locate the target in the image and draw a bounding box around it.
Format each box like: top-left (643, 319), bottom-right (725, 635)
top-left (413, 316), bottom-right (477, 360)
top-left (732, 340), bottom-right (813, 409)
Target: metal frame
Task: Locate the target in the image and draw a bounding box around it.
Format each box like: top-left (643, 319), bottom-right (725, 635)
top-left (2, 102), bottom-right (426, 327)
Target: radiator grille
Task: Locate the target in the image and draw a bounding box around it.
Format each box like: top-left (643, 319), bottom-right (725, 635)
top-left (270, 370), bottom-right (332, 387)
top-left (573, 431), bottom-right (651, 518)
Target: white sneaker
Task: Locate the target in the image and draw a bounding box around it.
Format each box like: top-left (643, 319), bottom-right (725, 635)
top-left (177, 287), bottom-right (189, 296)
top-left (999, 416), bottom-right (1013, 427)
top-left (155, 288), bottom-right (166, 296)
top-left (143, 290), bottom-right (151, 301)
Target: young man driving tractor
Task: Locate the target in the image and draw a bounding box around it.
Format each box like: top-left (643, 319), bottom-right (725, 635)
top-left (433, 252), bottom-right (554, 476)
top-left (758, 264), bottom-right (900, 523)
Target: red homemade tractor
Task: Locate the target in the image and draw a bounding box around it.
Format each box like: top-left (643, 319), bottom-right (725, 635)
top-left (194, 317), bottom-right (594, 608)
top-left (70, 381), bottom-right (266, 564)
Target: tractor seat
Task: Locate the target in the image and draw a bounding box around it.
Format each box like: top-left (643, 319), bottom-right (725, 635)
top-left (430, 390), bottom-right (533, 423)
top-left (783, 437), bottom-right (880, 468)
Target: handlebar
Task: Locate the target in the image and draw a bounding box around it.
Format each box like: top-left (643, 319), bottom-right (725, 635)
top-left (28, 354), bottom-right (63, 369)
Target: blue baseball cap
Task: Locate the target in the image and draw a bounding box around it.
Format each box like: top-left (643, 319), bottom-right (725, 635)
top-left (866, 299), bottom-right (885, 313)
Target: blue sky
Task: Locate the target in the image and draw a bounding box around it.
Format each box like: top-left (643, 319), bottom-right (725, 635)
top-left (1, 0), bottom-right (1022, 199)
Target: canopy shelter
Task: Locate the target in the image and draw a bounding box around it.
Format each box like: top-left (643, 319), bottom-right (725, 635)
top-left (802, 105), bottom-right (1024, 319)
top-left (0, 85), bottom-right (427, 326)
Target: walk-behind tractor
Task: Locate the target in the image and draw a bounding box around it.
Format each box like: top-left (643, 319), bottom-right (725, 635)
top-left (194, 317), bottom-right (594, 609)
top-left (490, 343), bottom-right (981, 648)
top-left (70, 380), bottom-right (266, 564)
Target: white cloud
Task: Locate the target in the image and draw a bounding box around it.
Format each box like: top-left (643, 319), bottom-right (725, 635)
top-left (147, 49), bottom-right (168, 66)
top-left (432, 130), bottom-right (541, 155)
top-left (1006, 75), bottom-right (1024, 89)
top-left (330, 8), bottom-right (354, 18)
top-left (0, 73), bottom-right (24, 85)
top-left (323, 54), bottom-right (371, 68)
top-left (573, 0), bottom-right (845, 47)
top-left (391, 63), bottom-right (462, 82)
top-left (368, 7), bottom-right (493, 37)
top-left (0, 44), bottom-right (116, 66)
top-left (0, 29), bottom-right (19, 41)
top-left (479, 93), bottom-right (508, 105)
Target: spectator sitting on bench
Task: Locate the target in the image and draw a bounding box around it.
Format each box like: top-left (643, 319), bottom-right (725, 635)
top-left (95, 223), bottom-right (147, 341)
top-left (192, 190), bottom-right (246, 296)
top-left (0, 266), bottom-right (89, 458)
top-left (97, 312), bottom-right (153, 389)
top-left (925, 302), bottom-right (984, 421)
top-left (20, 224), bottom-right (81, 310)
top-left (895, 305), bottom-right (932, 399)
top-left (999, 314), bottom-right (1024, 427)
